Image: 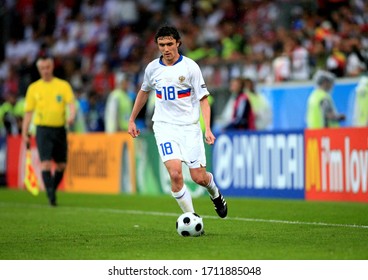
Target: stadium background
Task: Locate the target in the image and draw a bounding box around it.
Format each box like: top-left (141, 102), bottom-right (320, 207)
top-left (0, 0), bottom-right (367, 203)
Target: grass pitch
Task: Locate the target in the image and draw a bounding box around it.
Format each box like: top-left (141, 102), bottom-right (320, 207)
top-left (0, 188), bottom-right (367, 260)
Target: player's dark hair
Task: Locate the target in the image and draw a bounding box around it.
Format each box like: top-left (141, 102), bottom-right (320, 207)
top-left (155, 26), bottom-right (181, 46)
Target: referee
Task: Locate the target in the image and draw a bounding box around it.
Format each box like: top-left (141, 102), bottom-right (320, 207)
top-left (22, 56), bottom-right (76, 206)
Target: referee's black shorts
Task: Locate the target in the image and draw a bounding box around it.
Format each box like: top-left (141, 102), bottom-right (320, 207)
top-left (36, 126), bottom-right (67, 163)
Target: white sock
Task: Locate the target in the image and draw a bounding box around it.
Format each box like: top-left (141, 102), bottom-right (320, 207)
top-left (171, 185), bottom-right (194, 213)
top-left (204, 172), bottom-right (219, 199)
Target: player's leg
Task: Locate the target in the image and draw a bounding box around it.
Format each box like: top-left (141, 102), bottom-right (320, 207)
top-left (153, 122), bottom-right (195, 213)
top-left (36, 126), bottom-right (55, 206)
top-left (54, 163), bottom-right (66, 190)
top-left (189, 168), bottom-right (218, 197)
top-left (52, 127), bottom-right (67, 193)
top-left (40, 160), bottom-right (55, 205)
top-left (165, 159), bottom-right (195, 213)
top-left (184, 123), bottom-right (227, 218)
top-left (190, 168), bottom-right (227, 218)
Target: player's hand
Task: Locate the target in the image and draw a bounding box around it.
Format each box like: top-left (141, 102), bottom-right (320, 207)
top-left (204, 130), bottom-right (215, 145)
top-left (128, 121), bottom-right (140, 138)
top-left (67, 116), bottom-right (75, 127)
top-left (22, 133), bottom-right (30, 148)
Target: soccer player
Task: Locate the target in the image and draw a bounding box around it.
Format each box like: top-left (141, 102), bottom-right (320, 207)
top-left (22, 56), bottom-right (75, 206)
top-left (128, 26), bottom-right (227, 218)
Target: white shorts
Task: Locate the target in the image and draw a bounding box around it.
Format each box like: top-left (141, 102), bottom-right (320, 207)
top-left (153, 121), bottom-right (206, 169)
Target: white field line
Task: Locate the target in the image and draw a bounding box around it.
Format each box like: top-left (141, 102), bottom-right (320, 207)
top-left (1, 201), bottom-right (368, 229)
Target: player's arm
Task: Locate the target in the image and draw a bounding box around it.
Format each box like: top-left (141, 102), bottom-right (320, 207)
top-left (22, 111), bottom-right (33, 144)
top-left (67, 101), bottom-right (76, 126)
top-left (321, 99), bottom-right (345, 123)
top-left (200, 95), bottom-right (215, 145)
top-left (22, 85), bottom-right (35, 144)
top-left (128, 89), bottom-right (149, 138)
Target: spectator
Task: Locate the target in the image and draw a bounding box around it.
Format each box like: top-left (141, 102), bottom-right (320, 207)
top-left (117, 25), bottom-right (140, 62)
top-left (326, 41), bottom-right (347, 77)
top-left (2, 66), bottom-right (20, 98)
top-left (272, 44), bottom-right (291, 82)
top-left (224, 77), bottom-right (255, 131)
top-left (0, 94), bottom-right (22, 135)
top-left (92, 61), bottom-right (115, 98)
top-left (5, 37), bottom-right (24, 67)
top-left (243, 77), bottom-right (272, 130)
top-left (19, 33), bottom-right (40, 66)
top-left (184, 30), bottom-right (217, 63)
top-left (306, 70), bottom-right (345, 128)
top-left (84, 90), bottom-right (105, 132)
top-left (103, 0), bottom-right (139, 27)
top-left (80, 0), bottom-right (104, 20)
top-left (255, 52), bottom-right (273, 84)
top-left (51, 28), bottom-right (78, 59)
top-left (314, 20), bottom-right (338, 51)
top-left (287, 36), bottom-right (310, 81)
top-left (309, 39), bottom-right (329, 76)
top-left (219, 19), bottom-right (245, 61)
top-left (345, 38), bottom-right (367, 77)
top-left (213, 87), bottom-right (237, 134)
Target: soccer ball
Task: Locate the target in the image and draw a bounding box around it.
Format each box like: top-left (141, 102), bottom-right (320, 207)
top-left (176, 212), bottom-right (204, 237)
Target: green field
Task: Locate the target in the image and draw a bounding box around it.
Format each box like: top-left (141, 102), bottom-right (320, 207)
top-left (0, 188), bottom-right (367, 260)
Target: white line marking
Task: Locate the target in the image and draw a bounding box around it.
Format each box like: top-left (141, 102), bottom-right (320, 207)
top-left (1, 202), bottom-right (368, 229)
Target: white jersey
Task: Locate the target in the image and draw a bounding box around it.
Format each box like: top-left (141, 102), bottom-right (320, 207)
top-left (141, 55), bottom-right (209, 125)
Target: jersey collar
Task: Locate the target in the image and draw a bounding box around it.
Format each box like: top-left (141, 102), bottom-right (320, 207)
top-left (159, 54), bottom-right (183, 66)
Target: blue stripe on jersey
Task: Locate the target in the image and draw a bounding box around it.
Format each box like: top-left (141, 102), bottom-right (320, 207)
top-left (159, 55), bottom-right (183, 66)
top-left (156, 90), bottom-right (162, 99)
top-left (178, 88), bottom-right (191, 98)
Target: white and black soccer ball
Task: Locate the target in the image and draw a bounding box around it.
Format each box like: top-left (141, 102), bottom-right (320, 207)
top-left (176, 212), bottom-right (204, 237)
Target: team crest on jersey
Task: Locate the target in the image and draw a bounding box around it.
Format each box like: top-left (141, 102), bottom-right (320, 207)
top-left (178, 76), bottom-right (185, 83)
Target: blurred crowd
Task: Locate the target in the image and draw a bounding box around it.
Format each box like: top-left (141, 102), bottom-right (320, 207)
top-left (1, 0), bottom-right (368, 135)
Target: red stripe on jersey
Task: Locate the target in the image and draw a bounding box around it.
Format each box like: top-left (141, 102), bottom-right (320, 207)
top-left (178, 88), bottom-right (191, 98)
top-left (156, 90), bottom-right (162, 99)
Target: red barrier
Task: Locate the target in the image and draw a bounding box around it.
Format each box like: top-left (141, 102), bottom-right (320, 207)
top-left (6, 136), bottom-right (64, 191)
top-left (305, 127), bottom-right (368, 202)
